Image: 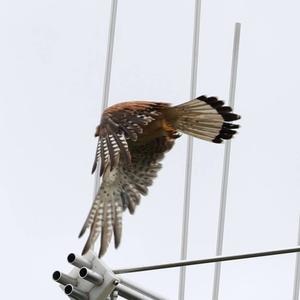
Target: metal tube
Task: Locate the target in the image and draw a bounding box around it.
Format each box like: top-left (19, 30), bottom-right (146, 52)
top-left (94, 0), bottom-right (119, 196)
top-left (101, 0), bottom-right (118, 114)
top-left (116, 284), bottom-right (148, 300)
top-left (120, 276), bottom-right (166, 300)
top-left (110, 290), bottom-right (119, 300)
top-left (293, 216), bottom-right (300, 300)
top-left (64, 284), bottom-right (89, 300)
top-left (212, 22), bottom-right (241, 300)
top-left (114, 246), bottom-right (300, 274)
top-left (52, 270), bottom-right (78, 286)
top-left (79, 267), bottom-right (104, 285)
top-left (178, 0), bottom-right (202, 299)
top-left (67, 253), bottom-right (92, 269)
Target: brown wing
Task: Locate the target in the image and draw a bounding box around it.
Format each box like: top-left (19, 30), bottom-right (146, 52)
top-left (81, 136), bottom-right (175, 257)
top-left (79, 101), bottom-right (173, 256)
top-left (118, 136), bottom-right (174, 214)
top-left (91, 101), bottom-right (168, 176)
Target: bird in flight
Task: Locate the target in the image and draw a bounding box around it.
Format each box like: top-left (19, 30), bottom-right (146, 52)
top-left (79, 95), bottom-right (240, 257)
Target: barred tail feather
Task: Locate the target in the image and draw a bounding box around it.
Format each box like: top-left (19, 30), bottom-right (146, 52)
top-left (172, 95), bottom-right (240, 143)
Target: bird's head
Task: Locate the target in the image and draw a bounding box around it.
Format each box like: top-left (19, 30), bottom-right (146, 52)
top-left (94, 125), bottom-right (100, 137)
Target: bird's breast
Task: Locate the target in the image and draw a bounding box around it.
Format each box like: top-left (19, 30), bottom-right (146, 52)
top-left (135, 118), bottom-right (176, 145)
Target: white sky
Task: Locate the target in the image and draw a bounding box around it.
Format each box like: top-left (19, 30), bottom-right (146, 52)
top-left (1, 0), bottom-right (300, 299)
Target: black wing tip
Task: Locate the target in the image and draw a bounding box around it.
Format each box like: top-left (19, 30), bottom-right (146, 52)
top-left (91, 164), bottom-right (97, 174)
top-left (98, 245), bottom-right (107, 258)
top-left (78, 228), bottom-right (85, 238)
top-left (99, 163), bottom-right (105, 176)
top-left (81, 244), bottom-right (89, 256)
top-left (114, 237), bottom-right (121, 249)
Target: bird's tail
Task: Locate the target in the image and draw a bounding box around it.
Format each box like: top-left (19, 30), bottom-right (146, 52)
top-left (168, 95), bottom-right (240, 143)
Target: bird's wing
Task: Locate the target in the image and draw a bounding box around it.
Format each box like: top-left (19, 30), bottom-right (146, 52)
top-left (91, 102), bottom-right (164, 176)
top-left (81, 136), bottom-right (174, 257)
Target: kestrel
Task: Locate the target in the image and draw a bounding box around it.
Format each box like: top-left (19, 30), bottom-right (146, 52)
top-left (79, 95), bottom-right (240, 257)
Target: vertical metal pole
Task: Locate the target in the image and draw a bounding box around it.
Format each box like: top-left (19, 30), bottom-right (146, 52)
top-left (94, 0), bottom-right (118, 196)
top-left (293, 216), bottom-right (300, 300)
top-left (212, 23), bottom-right (241, 300)
top-left (178, 1), bottom-right (202, 299)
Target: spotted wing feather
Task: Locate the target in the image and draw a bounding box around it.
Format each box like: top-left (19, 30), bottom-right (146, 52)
top-left (91, 103), bottom-right (163, 176)
top-left (80, 103), bottom-right (171, 256)
top-left (81, 136), bottom-right (174, 257)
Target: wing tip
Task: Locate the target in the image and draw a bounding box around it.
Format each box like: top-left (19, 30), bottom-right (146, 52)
top-left (114, 238), bottom-right (121, 249)
top-left (98, 243), bottom-right (107, 258)
top-left (78, 227), bottom-right (86, 238)
top-left (81, 236), bottom-right (92, 255)
top-left (91, 163), bottom-right (97, 174)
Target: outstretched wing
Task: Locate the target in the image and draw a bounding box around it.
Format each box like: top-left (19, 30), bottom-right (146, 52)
top-left (91, 101), bottom-right (165, 176)
top-left (79, 101), bottom-right (171, 257)
top-left (81, 136), bottom-right (174, 257)
top-left (118, 137), bottom-right (174, 214)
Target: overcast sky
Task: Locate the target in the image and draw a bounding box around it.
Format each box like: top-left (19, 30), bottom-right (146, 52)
top-left (1, 0), bottom-right (300, 299)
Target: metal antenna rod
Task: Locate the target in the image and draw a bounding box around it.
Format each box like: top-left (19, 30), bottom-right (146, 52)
top-left (293, 216), bottom-right (300, 300)
top-left (178, 0), bottom-right (202, 299)
top-left (119, 277), bottom-right (166, 300)
top-left (93, 0), bottom-right (118, 196)
top-left (114, 246), bottom-right (300, 274)
top-left (212, 22), bottom-right (241, 300)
